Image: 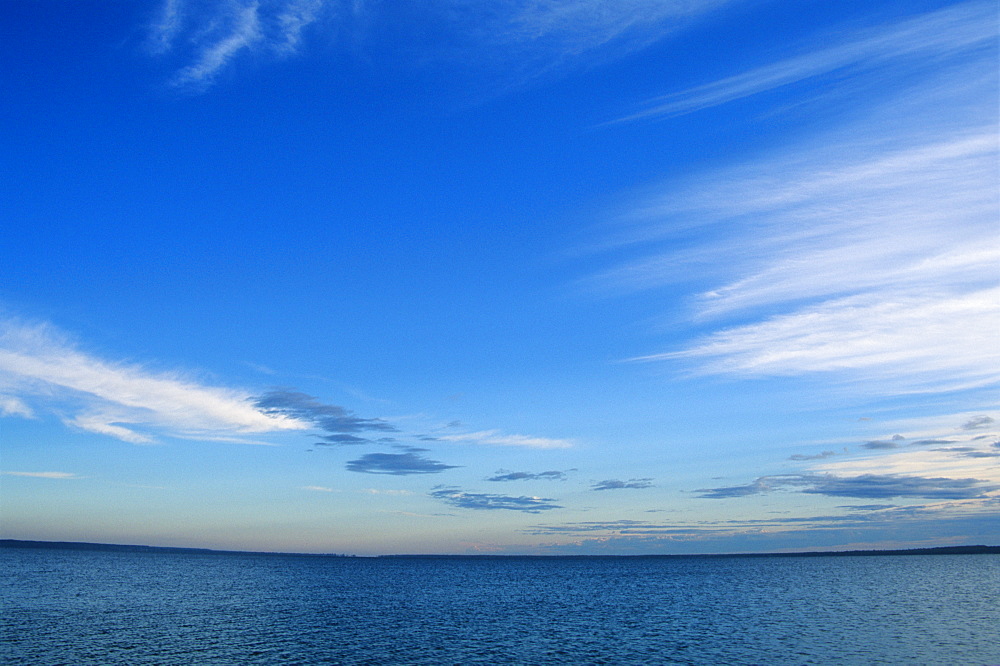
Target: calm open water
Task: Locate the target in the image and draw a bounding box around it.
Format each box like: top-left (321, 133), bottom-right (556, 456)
top-left (2, 547), bottom-right (998, 665)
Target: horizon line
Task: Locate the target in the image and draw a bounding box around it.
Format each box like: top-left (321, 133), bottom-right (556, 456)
top-left (2, 539), bottom-right (997, 559)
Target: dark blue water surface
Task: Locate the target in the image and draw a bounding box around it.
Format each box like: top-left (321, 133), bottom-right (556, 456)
top-left (2, 548), bottom-right (998, 665)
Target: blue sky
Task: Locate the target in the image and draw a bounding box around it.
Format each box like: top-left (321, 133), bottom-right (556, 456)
top-left (1, 0), bottom-right (997, 555)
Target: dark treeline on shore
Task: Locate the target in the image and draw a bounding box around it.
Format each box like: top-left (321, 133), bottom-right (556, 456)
top-left (2, 539), bottom-right (997, 558)
top-left (0, 540), bottom-right (355, 558)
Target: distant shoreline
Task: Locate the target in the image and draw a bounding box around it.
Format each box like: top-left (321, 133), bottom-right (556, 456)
top-left (2, 539), bottom-right (997, 559)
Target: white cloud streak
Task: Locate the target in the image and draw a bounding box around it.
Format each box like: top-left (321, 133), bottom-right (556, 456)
top-left (149, 0), bottom-right (334, 89)
top-left (615, 0), bottom-right (997, 122)
top-left (815, 446), bottom-right (1000, 484)
top-left (170, 1), bottom-right (264, 88)
top-left (438, 429), bottom-right (574, 449)
top-left (147, 0), bottom-right (734, 90)
top-left (502, 0), bottom-right (731, 53)
top-left (595, 3), bottom-right (999, 394)
top-left (2, 471), bottom-right (81, 479)
top-left (0, 319), bottom-right (308, 443)
top-left (274, 0), bottom-right (325, 55)
top-left (624, 125), bottom-right (1000, 391)
top-left (148, 0), bottom-right (185, 55)
top-left (646, 288), bottom-right (1000, 390)
top-left (0, 395), bottom-right (33, 418)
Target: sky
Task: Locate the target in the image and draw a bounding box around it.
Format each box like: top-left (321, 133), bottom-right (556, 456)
top-left (1, 0), bottom-right (997, 555)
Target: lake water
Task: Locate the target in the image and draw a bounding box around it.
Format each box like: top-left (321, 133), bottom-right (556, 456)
top-left (2, 547), bottom-right (998, 665)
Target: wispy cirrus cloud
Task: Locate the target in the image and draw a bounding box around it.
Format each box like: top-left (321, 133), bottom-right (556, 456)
top-left (492, 0), bottom-right (733, 70)
top-left (697, 473), bottom-right (999, 500)
top-left (1, 471), bottom-right (81, 480)
top-left (938, 446), bottom-right (1000, 459)
top-left (504, 0), bottom-right (730, 44)
top-left (273, 0), bottom-right (326, 55)
top-left (437, 429), bottom-right (573, 449)
top-left (855, 411), bottom-right (998, 451)
top-left (148, 0), bottom-right (331, 89)
top-left (531, 500), bottom-right (996, 536)
top-left (650, 288), bottom-right (1000, 392)
top-left (0, 318), bottom-right (573, 455)
top-left (592, 3), bottom-right (999, 395)
top-left (0, 318), bottom-right (307, 444)
top-left (522, 518), bottom-right (1000, 554)
top-left (148, 0), bottom-right (185, 56)
top-left (146, 0), bottom-right (736, 90)
top-left (522, 500), bottom-right (999, 554)
top-left (0, 395), bottom-right (33, 418)
top-left (614, 1), bottom-right (997, 122)
top-left (430, 486), bottom-right (562, 512)
top-left (161, 1), bottom-right (264, 89)
top-left (794, 410), bottom-right (1000, 481)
